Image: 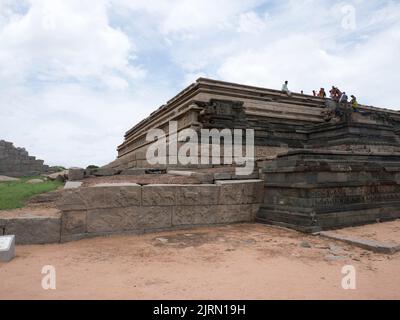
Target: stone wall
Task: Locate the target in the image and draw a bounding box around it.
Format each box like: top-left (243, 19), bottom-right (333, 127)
top-left (257, 150), bottom-right (400, 232)
top-left (57, 180), bottom-right (264, 242)
top-left (0, 140), bottom-right (49, 177)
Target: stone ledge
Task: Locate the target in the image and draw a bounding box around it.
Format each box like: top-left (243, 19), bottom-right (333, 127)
top-left (317, 231), bottom-right (400, 254)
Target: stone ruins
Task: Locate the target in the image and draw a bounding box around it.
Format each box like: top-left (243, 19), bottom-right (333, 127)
top-left (0, 140), bottom-right (50, 177)
top-left (106, 78), bottom-right (400, 232)
top-left (2, 78), bottom-right (400, 245)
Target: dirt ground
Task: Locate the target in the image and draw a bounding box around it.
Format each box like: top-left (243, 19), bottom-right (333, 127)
top-left (1, 222), bottom-right (399, 300)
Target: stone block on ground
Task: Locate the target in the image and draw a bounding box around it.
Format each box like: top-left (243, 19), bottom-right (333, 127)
top-left (64, 181), bottom-right (83, 189)
top-left (0, 235), bottom-right (15, 262)
top-left (4, 217), bottom-right (61, 245)
top-left (47, 170), bottom-right (68, 182)
top-left (68, 168), bottom-right (85, 181)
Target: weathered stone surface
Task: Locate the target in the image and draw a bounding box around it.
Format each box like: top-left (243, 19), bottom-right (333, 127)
top-left (57, 189), bottom-right (86, 211)
top-left (216, 180), bottom-right (264, 205)
top-left (80, 185), bottom-right (141, 210)
top-left (68, 168), bottom-right (85, 181)
top-left (214, 172), bottom-right (232, 180)
top-left (318, 231), bottom-right (400, 254)
top-left (87, 206), bottom-right (172, 233)
top-left (64, 181), bottom-right (83, 189)
top-left (94, 168), bottom-right (118, 177)
top-left (0, 235), bottom-right (15, 262)
top-left (172, 205), bottom-right (219, 226)
top-left (259, 150), bottom-right (400, 232)
top-left (167, 170), bottom-right (213, 183)
top-left (121, 168), bottom-right (146, 175)
top-left (47, 170), bottom-right (68, 181)
top-left (142, 185), bottom-right (176, 206)
top-left (176, 185), bottom-right (219, 205)
top-left (216, 205), bottom-right (255, 223)
top-left (4, 217), bottom-right (61, 245)
top-left (61, 211), bottom-right (87, 235)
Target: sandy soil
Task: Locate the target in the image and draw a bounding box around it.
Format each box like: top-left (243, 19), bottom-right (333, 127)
top-left (333, 220), bottom-right (400, 244)
top-left (1, 223), bottom-right (399, 300)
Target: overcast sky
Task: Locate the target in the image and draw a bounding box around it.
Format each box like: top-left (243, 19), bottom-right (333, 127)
top-left (1, 0), bottom-right (399, 168)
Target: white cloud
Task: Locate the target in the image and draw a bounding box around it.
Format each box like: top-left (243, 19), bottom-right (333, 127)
top-left (1, 0), bottom-right (400, 168)
top-left (237, 11), bottom-right (266, 34)
top-left (217, 1), bottom-right (400, 108)
top-left (0, 0), bottom-right (144, 87)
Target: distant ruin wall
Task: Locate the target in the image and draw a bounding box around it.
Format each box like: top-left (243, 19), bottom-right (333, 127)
top-left (0, 140), bottom-right (49, 177)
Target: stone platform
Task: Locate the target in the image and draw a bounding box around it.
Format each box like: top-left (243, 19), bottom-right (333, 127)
top-left (257, 150), bottom-right (400, 232)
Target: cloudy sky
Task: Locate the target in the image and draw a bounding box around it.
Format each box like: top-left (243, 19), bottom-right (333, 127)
top-left (0, 0), bottom-right (399, 168)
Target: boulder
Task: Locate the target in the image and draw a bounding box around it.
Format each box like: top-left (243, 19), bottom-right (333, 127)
top-left (0, 176), bottom-right (20, 182)
top-left (68, 168), bottom-right (85, 181)
top-left (47, 170), bottom-right (68, 182)
top-left (26, 179), bottom-right (44, 184)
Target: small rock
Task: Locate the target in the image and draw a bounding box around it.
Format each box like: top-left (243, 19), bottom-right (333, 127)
top-left (26, 178), bottom-right (44, 184)
top-left (300, 241), bottom-right (312, 249)
top-left (0, 175), bottom-right (20, 182)
top-left (329, 243), bottom-right (344, 255)
top-left (325, 254), bottom-right (346, 262)
top-left (156, 237), bottom-right (169, 243)
top-left (47, 171), bottom-right (68, 182)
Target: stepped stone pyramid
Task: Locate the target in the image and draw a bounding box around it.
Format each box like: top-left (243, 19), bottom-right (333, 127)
top-left (105, 78), bottom-right (400, 231)
top-left (0, 140), bottom-right (50, 177)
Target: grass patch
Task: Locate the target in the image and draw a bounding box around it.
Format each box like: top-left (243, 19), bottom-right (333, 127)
top-left (0, 177), bottom-right (63, 210)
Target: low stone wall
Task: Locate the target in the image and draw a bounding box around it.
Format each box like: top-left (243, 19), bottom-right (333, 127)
top-left (57, 180), bottom-right (264, 242)
top-left (0, 209), bottom-right (61, 245)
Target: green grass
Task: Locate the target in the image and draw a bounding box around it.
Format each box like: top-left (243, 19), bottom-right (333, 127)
top-left (0, 177), bottom-right (63, 210)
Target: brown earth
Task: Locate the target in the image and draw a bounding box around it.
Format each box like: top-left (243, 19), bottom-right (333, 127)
top-left (1, 222), bottom-right (399, 300)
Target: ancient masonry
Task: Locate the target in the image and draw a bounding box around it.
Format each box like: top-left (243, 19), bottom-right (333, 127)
top-left (105, 78), bottom-right (400, 232)
top-left (0, 140), bottom-right (50, 177)
top-left (2, 78), bottom-right (400, 245)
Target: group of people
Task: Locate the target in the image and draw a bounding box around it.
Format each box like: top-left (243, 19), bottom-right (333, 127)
top-left (281, 81), bottom-right (359, 112)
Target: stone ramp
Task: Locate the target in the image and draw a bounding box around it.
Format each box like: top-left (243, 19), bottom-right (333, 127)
top-left (316, 220), bottom-right (400, 254)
